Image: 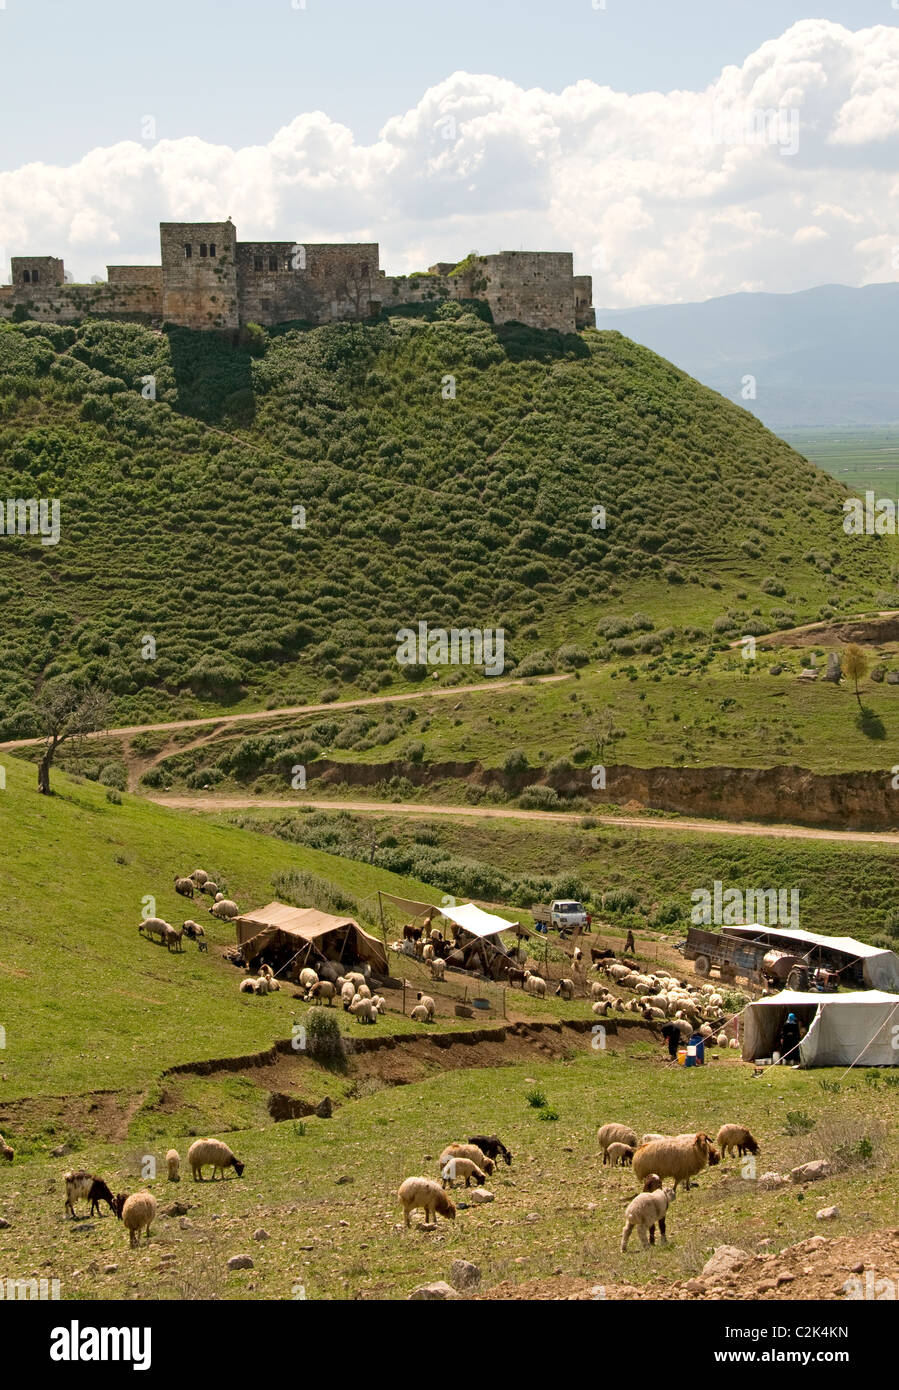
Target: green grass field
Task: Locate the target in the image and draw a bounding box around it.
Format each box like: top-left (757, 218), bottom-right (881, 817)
top-left (785, 428), bottom-right (899, 497)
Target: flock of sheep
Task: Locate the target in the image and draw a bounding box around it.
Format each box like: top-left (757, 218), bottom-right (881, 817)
top-left (597, 1121), bottom-right (760, 1251)
top-left (590, 962), bottom-right (741, 1046)
top-left (398, 1134), bottom-right (512, 1227)
top-left (61, 1139), bottom-right (246, 1249)
top-left (138, 868), bottom-right (240, 954)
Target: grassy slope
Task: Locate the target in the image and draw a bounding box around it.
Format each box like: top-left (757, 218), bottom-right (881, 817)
top-left (0, 314), bottom-right (891, 737)
top-left (3, 1049), bottom-right (896, 1301)
top-left (0, 755), bottom-right (534, 1101)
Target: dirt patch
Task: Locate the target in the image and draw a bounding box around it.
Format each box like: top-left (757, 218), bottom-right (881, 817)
top-left (0, 1088), bottom-right (146, 1148)
top-left (478, 1230), bottom-right (899, 1300)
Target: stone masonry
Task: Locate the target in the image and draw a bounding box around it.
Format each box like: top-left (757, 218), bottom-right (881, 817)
top-left (1, 220), bottom-right (594, 334)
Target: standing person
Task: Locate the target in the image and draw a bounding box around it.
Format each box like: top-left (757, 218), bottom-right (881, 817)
top-left (778, 1011), bottom-right (801, 1060)
top-left (624, 929), bottom-right (636, 955)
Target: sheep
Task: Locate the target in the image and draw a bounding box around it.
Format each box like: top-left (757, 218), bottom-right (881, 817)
top-left (239, 977), bottom-right (258, 994)
top-left (309, 980), bottom-right (336, 1006)
top-left (350, 997), bottom-right (377, 1024)
top-left (555, 978), bottom-right (575, 1001)
top-left (640, 1132), bottom-right (668, 1145)
top-left (439, 1155), bottom-right (488, 1188)
top-left (138, 916), bottom-right (171, 944)
top-left (416, 993), bottom-right (435, 1021)
top-left (64, 1171), bottom-right (118, 1219)
top-left (209, 899), bottom-right (239, 920)
top-left (200, 880), bottom-right (219, 898)
top-left (439, 1143), bottom-right (495, 1176)
top-left (429, 957), bottom-right (446, 981)
top-left (344, 971), bottom-right (366, 991)
top-left (590, 982), bottom-right (606, 1001)
top-left (299, 967), bottom-right (319, 991)
top-left (371, 994), bottom-right (388, 1014)
top-left (189, 869), bottom-right (209, 886)
top-left (173, 875), bottom-right (194, 899)
top-left (422, 942), bottom-right (435, 962)
top-left (410, 1005), bottom-right (430, 1023)
top-left (597, 1123), bottom-right (639, 1156)
top-left (632, 1133), bottom-right (720, 1193)
top-left (340, 981), bottom-right (357, 1009)
top-left (523, 970), bottom-right (547, 998)
top-left (699, 1023), bottom-right (713, 1040)
top-left (255, 976), bottom-right (271, 996)
top-left (398, 1177), bottom-right (456, 1229)
top-left (573, 946), bottom-right (583, 965)
top-left (187, 1138), bottom-right (245, 1181)
top-left (182, 918), bottom-right (205, 944)
top-left (214, 892), bottom-right (224, 903)
top-left (118, 1191), bottom-right (157, 1248)
top-left (467, 1134), bottom-right (512, 1167)
top-left (592, 1001), bottom-right (610, 1017)
top-left (163, 924), bottom-right (184, 953)
top-left (0, 1134), bottom-right (13, 1162)
top-left (620, 1174), bottom-right (675, 1251)
top-left (166, 1149), bottom-right (180, 1182)
top-left (356, 983), bottom-right (372, 1000)
top-left (604, 1142), bottom-right (635, 1167)
top-left (715, 1125), bottom-right (760, 1160)
top-left (729, 1038), bottom-right (740, 1050)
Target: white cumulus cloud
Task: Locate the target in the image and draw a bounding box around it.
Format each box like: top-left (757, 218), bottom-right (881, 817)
top-left (1, 19), bottom-right (898, 306)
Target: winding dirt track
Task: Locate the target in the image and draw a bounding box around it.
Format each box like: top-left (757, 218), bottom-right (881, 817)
top-left (149, 794), bottom-right (899, 845)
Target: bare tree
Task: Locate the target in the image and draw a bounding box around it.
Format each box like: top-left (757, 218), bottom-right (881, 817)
top-left (33, 683), bottom-right (112, 795)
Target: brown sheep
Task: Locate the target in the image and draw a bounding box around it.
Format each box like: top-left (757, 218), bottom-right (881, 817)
top-left (398, 1176), bottom-right (456, 1228)
top-left (715, 1124), bottom-right (760, 1159)
top-left (632, 1133), bottom-right (719, 1193)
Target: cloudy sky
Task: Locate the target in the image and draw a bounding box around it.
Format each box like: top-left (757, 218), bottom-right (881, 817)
top-left (1, 1), bottom-right (897, 306)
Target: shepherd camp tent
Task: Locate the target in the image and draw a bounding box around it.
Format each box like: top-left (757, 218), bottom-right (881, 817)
top-left (742, 989), bottom-right (899, 1067)
top-left (234, 901), bottom-right (387, 974)
top-left (376, 892), bottom-right (520, 977)
top-left (725, 924), bottom-right (899, 992)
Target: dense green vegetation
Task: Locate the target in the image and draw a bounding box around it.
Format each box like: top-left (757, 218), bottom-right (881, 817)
top-left (1, 311), bottom-right (892, 738)
top-left (783, 428), bottom-right (899, 497)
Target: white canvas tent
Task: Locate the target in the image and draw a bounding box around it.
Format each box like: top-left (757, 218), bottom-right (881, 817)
top-left (725, 924), bottom-right (899, 992)
top-left (742, 989), bottom-right (899, 1067)
top-left (437, 903), bottom-right (513, 939)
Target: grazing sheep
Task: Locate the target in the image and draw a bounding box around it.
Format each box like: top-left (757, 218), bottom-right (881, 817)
top-left (715, 1124), bottom-right (760, 1160)
top-left (632, 1133), bottom-right (719, 1193)
top-left (182, 919), bottom-right (205, 943)
top-left (410, 1004), bottom-right (430, 1023)
top-left (716, 1032), bottom-right (728, 1049)
top-left (163, 924), bottom-right (184, 952)
top-left (350, 997), bottom-right (377, 1024)
top-left (199, 880), bottom-right (219, 898)
top-left (118, 1192), bottom-right (157, 1248)
top-left (416, 993), bottom-right (435, 1021)
top-left (371, 994), bottom-right (388, 1014)
top-left (309, 980), bottom-right (336, 1006)
top-left (189, 869), bottom-right (209, 886)
top-left (597, 1123), bottom-right (639, 1157)
top-left (523, 970), bottom-right (547, 998)
top-left (64, 1171), bottom-right (118, 1219)
top-left (239, 977), bottom-right (258, 994)
top-left (0, 1134), bottom-right (13, 1162)
top-left (209, 899), bottom-right (239, 920)
top-left (555, 978), bottom-right (575, 1001)
top-left (439, 1155), bottom-right (488, 1188)
top-left (438, 1144), bottom-right (495, 1176)
top-left (173, 875), bottom-right (194, 899)
top-left (138, 917), bottom-right (171, 944)
top-left (340, 981), bottom-right (356, 1009)
top-left (468, 1134), bottom-right (512, 1167)
top-left (621, 1174), bottom-right (675, 1251)
top-left (187, 1138), bottom-right (245, 1181)
top-left (398, 1177), bottom-right (456, 1229)
top-left (592, 1000), bottom-right (610, 1018)
top-left (604, 1142), bottom-right (635, 1167)
top-left (640, 1132), bottom-right (667, 1145)
top-left (166, 1149), bottom-right (180, 1182)
top-left (429, 957), bottom-right (446, 981)
top-left (299, 968), bottom-right (319, 991)
top-left (214, 892), bottom-right (224, 903)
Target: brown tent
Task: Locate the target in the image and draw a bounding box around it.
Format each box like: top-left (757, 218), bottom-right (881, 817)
top-left (234, 901), bottom-right (387, 974)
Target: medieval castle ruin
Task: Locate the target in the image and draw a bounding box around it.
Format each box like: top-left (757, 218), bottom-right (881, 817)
top-left (0, 219), bottom-right (594, 335)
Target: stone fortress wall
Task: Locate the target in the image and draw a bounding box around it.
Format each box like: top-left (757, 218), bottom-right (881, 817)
top-left (1, 220), bottom-right (594, 334)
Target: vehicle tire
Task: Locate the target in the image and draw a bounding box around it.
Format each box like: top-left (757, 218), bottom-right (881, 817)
top-left (787, 966), bottom-right (809, 991)
top-left (693, 955), bottom-right (711, 977)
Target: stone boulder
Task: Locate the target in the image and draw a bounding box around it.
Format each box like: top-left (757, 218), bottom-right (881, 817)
top-left (702, 1246), bottom-right (752, 1278)
top-left (790, 1159), bottom-right (831, 1183)
top-left (408, 1281), bottom-right (460, 1300)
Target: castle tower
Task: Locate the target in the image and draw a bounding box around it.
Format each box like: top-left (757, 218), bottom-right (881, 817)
top-left (159, 220), bottom-right (238, 330)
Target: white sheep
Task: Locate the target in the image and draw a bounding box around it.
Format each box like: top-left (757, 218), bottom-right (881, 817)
top-left (439, 1143), bottom-right (495, 1176)
top-left (345, 971), bottom-right (366, 991)
top-left (592, 1000), bottom-right (609, 1017)
top-left (429, 957), bottom-right (446, 981)
top-left (398, 1177), bottom-right (456, 1228)
top-left (729, 1038), bottom-right (740, 1050)
top-left (597, 1123), bottom-right (639, 1156)
top-left (422, 943), bottom-right (435, 962)
top-left (604, 1142), bottom-right (635, 1167)
top-left (256, 976), bottom-right (271, 996)
top-left (173, 875), bottom-right (194, 899)
top-left (299, 967), bottom-right (319, 991)
top-left (640, 1132), bottom-right (667, 1145)
top-left (239, 977), bottom-right (258, 994)
top-left (138, 917), bottom-right (171, 944)
top-left (716, 1032), bottom-right (728, 1048)
top-left (523, 970), bottom-right (546, 998)
top-left (620, 1175), bottom-right (674, 1251)
top-left (590, 982), bottom-right (606, 1001)
top-left (340, 981), bottom-right (357, 1009)
top-left (350, 997), bottom-right (377, 1024)
top-left (209, 899), bottom-right (239, 920)
top-left (370, 994), bottom-right (388, 1014)
top-left (119, 1192), bottom-right (158, 1248)
top-left (166, 1149), bottom-right (180, 1182)
top-left (187, 1138), bottom-right (245, 1180)
top-left (356, 983), bottom-right (372, 1000)
top-left (439, 1155), bottom-right (488, 1188)
top-left (410, 1004), bottom-right (430, 1023)
top-left (416, 993), bottom-right (435, 1021)
top-left (189, 869), bottom-right (209, 886)
top-left (200, 880), bottom-right (219, 898)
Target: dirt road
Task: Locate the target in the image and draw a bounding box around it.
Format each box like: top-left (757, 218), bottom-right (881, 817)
top-left (149, 793), bottom-right (899, 844)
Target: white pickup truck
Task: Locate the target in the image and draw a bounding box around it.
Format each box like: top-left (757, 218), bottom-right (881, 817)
top-left (531, 900), bottom-right (589, 935)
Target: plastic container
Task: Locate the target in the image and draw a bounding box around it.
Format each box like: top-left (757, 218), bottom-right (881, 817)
top-left (772, 1050), bottom-right (781, 1065)
top-left (676, 1048), bottom-right (687, 1066)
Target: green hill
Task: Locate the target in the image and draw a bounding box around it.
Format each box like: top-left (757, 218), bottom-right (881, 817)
top-left (0, 311), bottom-right (891, 736)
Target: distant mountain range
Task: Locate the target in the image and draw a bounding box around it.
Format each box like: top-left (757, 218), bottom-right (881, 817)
top-left (595, 283), bottom-right (899, 432)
